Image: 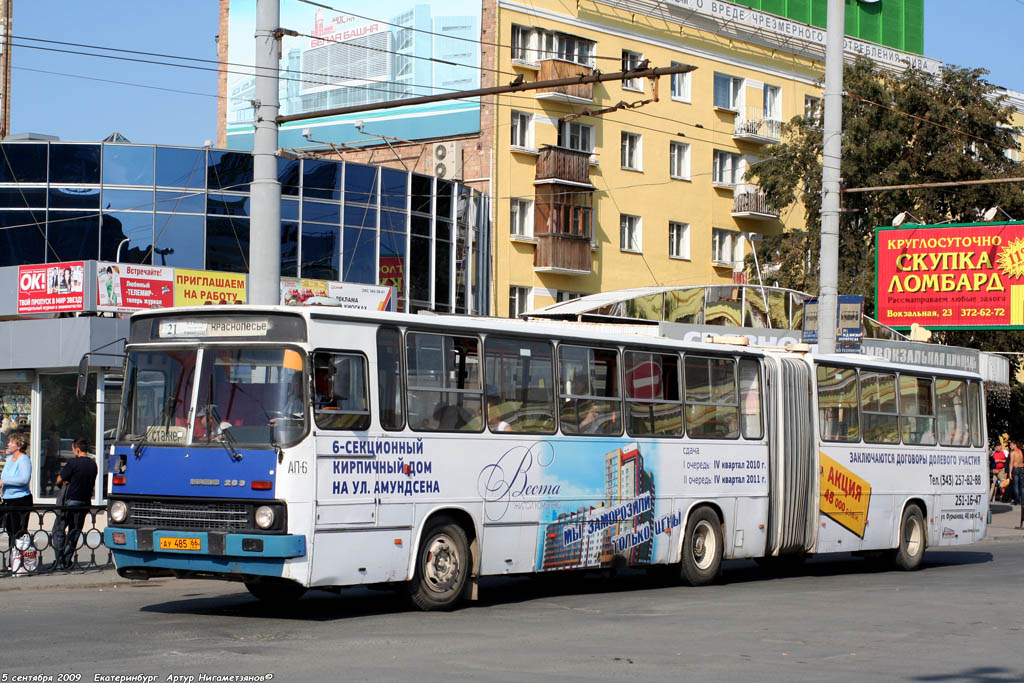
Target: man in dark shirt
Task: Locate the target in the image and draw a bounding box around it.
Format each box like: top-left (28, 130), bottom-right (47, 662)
top-left (50, 437), bottom-right (98, 570)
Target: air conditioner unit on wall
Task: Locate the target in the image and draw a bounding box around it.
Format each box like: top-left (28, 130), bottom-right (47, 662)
top-left (433, 141), bottom-right (463, 180)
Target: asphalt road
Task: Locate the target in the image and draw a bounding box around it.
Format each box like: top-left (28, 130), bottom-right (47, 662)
top-left (1, 541), bottom-right (1021, 682)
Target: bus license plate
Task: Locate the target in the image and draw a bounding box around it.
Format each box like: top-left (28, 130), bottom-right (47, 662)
top-left (160, 537), bottom-right (201, 551)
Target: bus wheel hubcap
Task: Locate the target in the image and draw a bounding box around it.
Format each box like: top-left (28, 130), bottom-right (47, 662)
top-left (693, 521), bottom-right (716, 570)
top-left (906, 518), bottom-right (922, 557)
top-left (424, 535), bottom-right (459, 592)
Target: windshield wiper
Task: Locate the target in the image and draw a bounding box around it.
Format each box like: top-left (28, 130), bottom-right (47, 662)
top-left (208, 405), bottom-right (243, 462)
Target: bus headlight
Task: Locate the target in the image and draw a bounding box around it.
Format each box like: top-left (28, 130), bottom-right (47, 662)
top-left (110, 500), bottom-right (128, 523)
top-left (255, 505), bottom-right (275, 529)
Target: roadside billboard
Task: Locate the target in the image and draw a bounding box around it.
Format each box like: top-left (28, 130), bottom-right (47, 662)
top-left (17, 261), bottom-right (85, 314)
top-left (225, 0), bottom-right (481, 149)
top-left (174, 268), bottom-right (248, 306)
top-left (280, 278), bottom-right (394, 311)
top-left (876, 222), bottom-right (1024, 329)
top-left (96, 262), bottom-right (175, 313)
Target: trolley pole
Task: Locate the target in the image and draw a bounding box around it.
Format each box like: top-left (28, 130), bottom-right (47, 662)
top-left (818, 0), bottom-right (844, 354)
top-left (250, 0), bottom-right (282, 305)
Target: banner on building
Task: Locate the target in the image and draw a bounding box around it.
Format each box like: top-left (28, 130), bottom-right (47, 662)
top-left (96, 262), bottom-right (175, 312)
top-left (17, 261), bottom-right (85, 314)
top-left (281, 278), bottom-right (394, 311)
top-left (876, 222), bottom-right (1024, 329)
top-left (174, 268), bottom-right (248, 306)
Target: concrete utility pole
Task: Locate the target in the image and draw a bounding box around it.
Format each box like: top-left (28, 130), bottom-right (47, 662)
top-left (250, 0), bottom-right (282, 305)
top-left (0, 0), bottom-right (12, 139)
top-left (818, 0), bottom-right (844, 354)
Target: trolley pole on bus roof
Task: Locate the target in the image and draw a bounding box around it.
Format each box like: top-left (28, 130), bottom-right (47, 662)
top-left (250, 0), bottom-right (282, 306)
top-left (818, 0), bottom-right (844, 355)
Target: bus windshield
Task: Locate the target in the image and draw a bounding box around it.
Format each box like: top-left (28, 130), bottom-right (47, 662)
top-left (118, 346), bottom-right (307, 447)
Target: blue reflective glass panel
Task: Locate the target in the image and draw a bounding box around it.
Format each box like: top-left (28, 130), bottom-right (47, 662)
top-left (102, 145), bottom-right (155, 185)
top-left (303, 159), bottom-right (341, 200)
top-left (410, 174), bottom-right (432, 214)
top-left (281, 198), bottom-right (299, 221)
top-left (301, 224), bottom-right (339, 280)
top-left (344, 163), bottom-right (377, 205)
top-left (0, 187), bottom-right (47, 208)
top-left (0, 144), bottom-right (47, 183)
top-left (100, 212), bottom-right (154, 264)
top-left (46, 211), bottom-right (99, 262)
top-left (207, 193), bottom-right (251, 217)
top-left (343, 226), bottom-right (376, 284)
top-left (49, 187), bottom-right (101, 209)
top-left (156, 147), bottom-right (205, 188)
top-left (0, 211), bottom-right (45, 266)
top-left (279, 157), bottom-right (300, 196)
top-left (103, 188), bottom-right (154, 212)
top-left (155, 190), bottom-right (205, 214)
top-left (344, 204), bottom-right (377, 228)
top-left (381, 168), bottom-right (408, 210)
top-left (304, 200), bottom-right (339, 224)
top-left (153, 213), bottom-right (204, 268)
top-left (49, 144), bottom-right (101, 184)
top-left (205, 216), bottom-right (250, 273)
top-left (380, 209), bottom-right (406, 233)
top-left (208, 151), bottom-right (253, 192)
top-left (281, 221), bottom-right (298, 277)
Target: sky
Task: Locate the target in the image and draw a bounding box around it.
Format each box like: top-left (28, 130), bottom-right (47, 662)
top-left (7, 0), bottom-right (1024, 147)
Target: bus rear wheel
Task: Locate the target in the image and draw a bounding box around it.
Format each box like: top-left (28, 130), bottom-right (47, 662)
top-left (408, 518), bottom-right (469, 611)
top-left (892, 504), bottom-right (926, 571)
top-left (680, 507), bottom-right (723, 586)
top-left (244, 578), bottom-right (307, 603)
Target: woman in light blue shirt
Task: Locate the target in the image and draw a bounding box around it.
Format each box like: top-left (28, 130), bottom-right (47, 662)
top-left (1, 431), bottom-right (33, 545)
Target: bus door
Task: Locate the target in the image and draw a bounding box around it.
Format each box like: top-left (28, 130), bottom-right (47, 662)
top-left (312, 351), bottom-right (377, 527)
top-left (766, 357), bottom-right (817, 556)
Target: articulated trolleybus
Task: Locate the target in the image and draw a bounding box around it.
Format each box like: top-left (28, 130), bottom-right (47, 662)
top-left (104, 305), bottom-right (988, 609)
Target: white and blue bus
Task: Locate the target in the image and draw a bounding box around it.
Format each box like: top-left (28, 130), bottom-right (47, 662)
top-left (102, 305), bottom-right (989, 609)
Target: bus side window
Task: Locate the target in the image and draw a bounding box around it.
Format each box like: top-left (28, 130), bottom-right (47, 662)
top-left (406, 331), bottom-right (483, 432)
top-left (558, 345), bottom-right (622, 436)
top-left (968, 381), bottom-right (984, 448)
top-left (377, 327), bottom-right (405, 430)
top-left (899, 375), bottom-right (936, 446)
top-left (312, 352), bottom-right (370, 431)
top-left (739, 358), bottom-right (762, 440)
top-left (936, 378), bottom-right (970, 447)
top-left (817, 365), bottom-right (859, 442)
top-left (624, 349), bottom-right (682, 437)
top-left (683, 355), bottom-right (739, 439)
top-left (484, 336), bottom-right (556, 434)
top-left (860, 371), bottom-right (898, 444)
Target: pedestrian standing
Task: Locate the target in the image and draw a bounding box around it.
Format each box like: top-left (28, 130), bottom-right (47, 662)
top-left (51, 437), bottom-right (97, 569)
top-left (1008, 441), bottom-right (1024, 528)
top-left (0, 431), bottom-right (32, 547)
top-left (991, 443), bottom-right (1008, 502)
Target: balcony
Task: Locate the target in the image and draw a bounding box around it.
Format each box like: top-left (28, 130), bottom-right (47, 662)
top-left (535, 146), bottom-right (593, 186)
top-left (733, 107), bottom-right (782, 144)
top-left (535, 59), bottom-right (593, 103)
top-left (534, 232), bottom-right (592, 274)
top-left (731, 187), bottom-right (779, 221)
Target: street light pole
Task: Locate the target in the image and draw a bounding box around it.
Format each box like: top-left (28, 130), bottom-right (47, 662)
top-left (818, 0), bottom-right (844, 354)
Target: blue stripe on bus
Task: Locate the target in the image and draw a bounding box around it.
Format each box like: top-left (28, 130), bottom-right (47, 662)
top-left (110, 549), bottom-right (290, 578)
top-left (105, 528), bottom-right (305, 558)
top-left (110, 445), bottom-right (277, 499)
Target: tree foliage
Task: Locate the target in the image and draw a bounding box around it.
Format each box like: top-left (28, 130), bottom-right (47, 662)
top-left (748, 58), bottom-right (1024, 367)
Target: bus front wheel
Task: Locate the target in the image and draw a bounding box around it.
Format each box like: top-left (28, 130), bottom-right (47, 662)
top-left (408, 517), bottom-right (469, 611)
top-left (892, 504), bottom-right (926, 571)
top-left (680, 507), bottom-right (723, 586)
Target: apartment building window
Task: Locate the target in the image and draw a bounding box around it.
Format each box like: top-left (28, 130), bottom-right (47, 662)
top-left (669, 141), bottom-right (690, 180)
top-left (558, 35), bottom-right (593, 65)
top-left (620, 214), bottom-right (642, 252)
top-left (671, 62), bottom-right (691, 102)
top-left (509, 286), bottom-right (530, 318)
top-left (510, 198), bottom-right (533, 238)
top-left (714, 73), bottom-right (743, 111)
top-left (558, 121), bottom-right (593, 153)
top-left (621, 132), bottom-right (642, 170)
top-left (999, 125), bottom-right (1020, 161)
top-left (712, 228), bottom-right (745, 266)
top-left (713, 150), bottom-right (742, 187)
top-left (669, 222), bottom-right (690, 260)
top-left (511, 24), bottom-right (531, 61)
top-left (622, 50), bottom-right (643, 91)
top-left (511, 110), bottom-right (533, 148)
top-left (763, 85), bottom-right (781, 121)
top-left (804, 95), bottom-right (822, 125)
top-left (557, 290), bottom-right (585, 302)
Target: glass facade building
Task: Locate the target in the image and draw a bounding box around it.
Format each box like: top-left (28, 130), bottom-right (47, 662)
top-left (0, 141), bottom-right (491, 314)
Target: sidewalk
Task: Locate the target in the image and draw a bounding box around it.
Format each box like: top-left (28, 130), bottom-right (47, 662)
top-left (986, 502), bottom-right (1024, 540)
